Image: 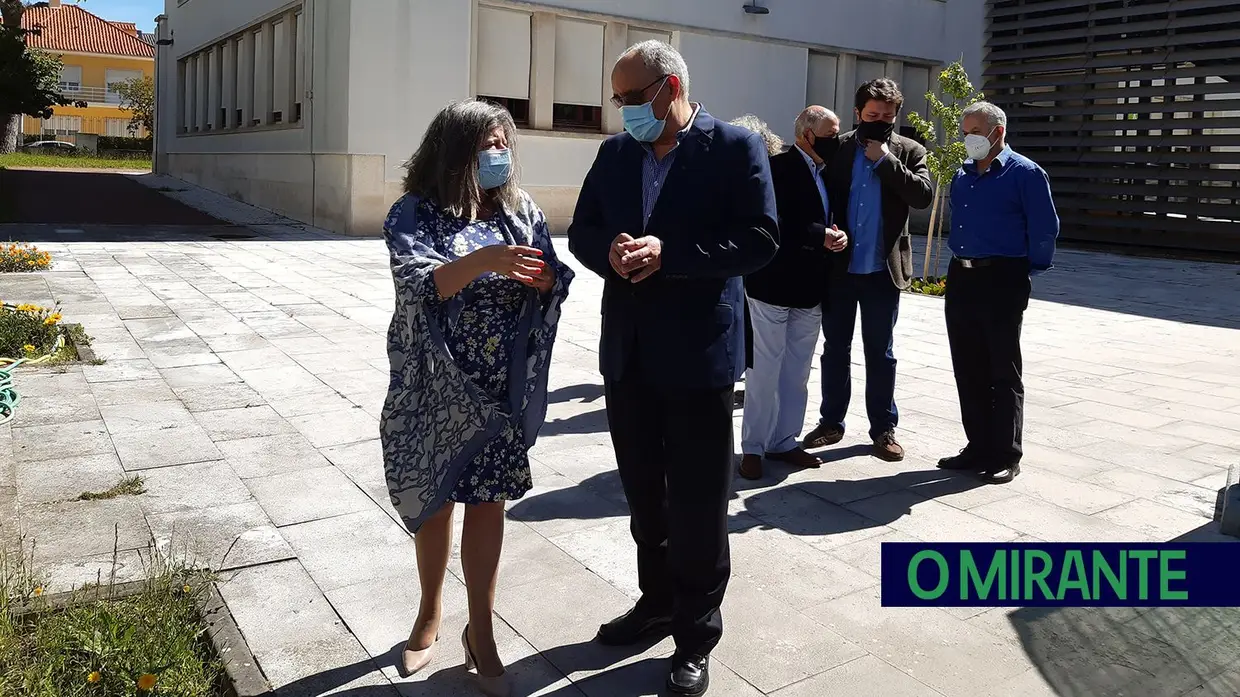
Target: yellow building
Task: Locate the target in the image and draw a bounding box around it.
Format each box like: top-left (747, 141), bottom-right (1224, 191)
top-left (20, 0), bottom-right (154, 142)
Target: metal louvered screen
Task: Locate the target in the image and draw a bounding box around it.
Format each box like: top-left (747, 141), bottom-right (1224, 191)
top-left (985, 0), bottom-right (1240, 253)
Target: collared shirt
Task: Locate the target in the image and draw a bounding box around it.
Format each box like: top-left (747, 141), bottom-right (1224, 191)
top-left (949, 145), bottom-right (1060, 272)
top-left (641, 103), bottom-right (701, 230)
top-left (794, 144), bottom-right (830, 221)
top-left (847, 146), bottom-right (885, 275)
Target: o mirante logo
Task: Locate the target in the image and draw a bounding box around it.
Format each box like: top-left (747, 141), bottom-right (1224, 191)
top-left (881, 543), bottom-right (1237, 607)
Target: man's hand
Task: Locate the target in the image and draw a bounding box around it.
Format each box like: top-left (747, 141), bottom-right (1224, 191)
top-left (617, 236), bottom-right (663, 283)
top-left (864, 139), bottom-right (891, 163)
top-left (609, 233), bottom-right (634, 277)
top-left (824, 224), bottom-right (848, 252)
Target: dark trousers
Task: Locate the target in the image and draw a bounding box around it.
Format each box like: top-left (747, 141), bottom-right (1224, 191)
top-left (819, 271), bottom-right (901, 439)
top-left (945, 257), bottom-right (1031, 465)
top-left (604, 367), bottom-right (735, 657)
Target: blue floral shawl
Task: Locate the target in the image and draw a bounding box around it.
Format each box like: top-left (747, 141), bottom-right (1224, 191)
top-left (380, 191), bottom-right (573, 532)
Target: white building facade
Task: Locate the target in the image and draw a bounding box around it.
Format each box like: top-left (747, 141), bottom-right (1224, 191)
top-left (153, 0), bottom-right (984, 236)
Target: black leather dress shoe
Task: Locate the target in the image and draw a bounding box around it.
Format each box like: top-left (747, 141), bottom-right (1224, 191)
top-left (981, 462), bottom-right (1021, 484)
top-left (938, 448), bottom-right (984, 471)
top-left (667, 654), bottom-right (709, 695)
top-left (596, 604), bottom-right (673, 646)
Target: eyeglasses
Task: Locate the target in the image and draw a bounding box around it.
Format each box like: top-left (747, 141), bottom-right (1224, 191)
top-left (610, 75), bottom-right (669, 109)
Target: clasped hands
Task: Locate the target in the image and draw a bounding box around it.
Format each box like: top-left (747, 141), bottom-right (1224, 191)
top-left (816, 224), bottom-right (849, 252)
top-left (469, 244), bottom-right (555, 294)
top-left (609, 233), bottom-right (663, 283)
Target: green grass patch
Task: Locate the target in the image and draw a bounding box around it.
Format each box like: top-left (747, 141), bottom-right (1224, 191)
top-left (72, 476), bottom-right (146, 502)
top-left (1, 544), bottom-right (226, 697)
top-left (0, 153), bottom-right (151, 171)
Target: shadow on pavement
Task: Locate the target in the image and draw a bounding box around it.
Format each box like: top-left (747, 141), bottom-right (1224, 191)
top-left (1007, 521), bottom-right (1240, 697)
top-left (270, 635), bottom-right (670, 696)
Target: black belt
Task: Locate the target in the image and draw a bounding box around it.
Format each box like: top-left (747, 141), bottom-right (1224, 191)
top-left (953, 256), bottom-right (1027, 269)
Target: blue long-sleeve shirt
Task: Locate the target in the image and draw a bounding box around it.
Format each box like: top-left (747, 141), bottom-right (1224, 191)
top-left (848, 147), bottom-right (886, 274)
top-left (948, 146), bottom-right (1060, 273)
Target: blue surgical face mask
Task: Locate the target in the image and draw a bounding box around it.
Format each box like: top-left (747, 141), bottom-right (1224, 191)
top-left (620, 78), bottom-right (669, 143)
top-left (477, 148), bottom-right (512, 190)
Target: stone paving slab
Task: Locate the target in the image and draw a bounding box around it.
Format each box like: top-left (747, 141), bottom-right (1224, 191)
top-left (1, 217), bottom-right (1238, 696)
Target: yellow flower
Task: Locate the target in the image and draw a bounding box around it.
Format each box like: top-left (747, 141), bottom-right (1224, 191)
top-left (182, 584), bottom-right (192, 594)
top-left (87, 671), bottom-right (101, 683)
top-left (32, 586), bottom-right (43, 596)
top-left (137, 674), bottom-right (157, 691)
top-left (23, 344), bottom-right (36, 354)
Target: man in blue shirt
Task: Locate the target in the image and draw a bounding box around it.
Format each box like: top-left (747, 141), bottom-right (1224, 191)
top-left (803, 78), bottom-right (934, 462)
top-left (937, 101), bottom-right (1059, 484)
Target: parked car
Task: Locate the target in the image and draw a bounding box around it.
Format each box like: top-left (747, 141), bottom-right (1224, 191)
top-left (21, 141), bottom-right (77, 154)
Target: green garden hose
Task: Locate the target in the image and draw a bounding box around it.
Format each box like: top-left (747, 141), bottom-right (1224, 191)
top-left (0, 358), bottom-right (23, 425)
top-left (0, 334), bottom-right (64, 425)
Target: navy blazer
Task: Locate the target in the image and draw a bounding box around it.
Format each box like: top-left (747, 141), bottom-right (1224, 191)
top-left (568, 108), bottom-right (779, 391)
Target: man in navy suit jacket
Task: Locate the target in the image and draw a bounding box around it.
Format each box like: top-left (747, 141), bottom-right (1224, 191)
top-left (568, 40), bottom-right (777, 697)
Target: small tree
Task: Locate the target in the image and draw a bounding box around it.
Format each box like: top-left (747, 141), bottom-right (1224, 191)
top-left (0, 0), bottom-right (87, 153)
top-left (906, 61), bottom-right (984, 281)
top-left (109, 75), bottom-right (154, 136)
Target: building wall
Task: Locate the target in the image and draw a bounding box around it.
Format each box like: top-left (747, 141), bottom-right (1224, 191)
top-left (26, 53), bottom-right (153, 139)
top-left (156, 0), bottom-right (984, 236)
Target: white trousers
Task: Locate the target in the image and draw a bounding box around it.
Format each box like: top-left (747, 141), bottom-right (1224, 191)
top-left (740, 297), bottom-right (823, 456)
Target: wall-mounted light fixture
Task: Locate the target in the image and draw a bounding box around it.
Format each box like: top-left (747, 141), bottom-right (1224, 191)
top-left (155, 15), bottom-right (173, 46)
top-left (743, 1), bottom-right (770, 14)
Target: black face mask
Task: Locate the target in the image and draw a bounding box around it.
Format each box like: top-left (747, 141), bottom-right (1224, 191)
top-left (855, 119), bottom-right (895, 143)
top-left (811, 134), bottom-right (840, 162)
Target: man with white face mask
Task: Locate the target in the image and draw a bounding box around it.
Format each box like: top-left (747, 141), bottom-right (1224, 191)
top-left (937, 101), bottom-right (1059, 484)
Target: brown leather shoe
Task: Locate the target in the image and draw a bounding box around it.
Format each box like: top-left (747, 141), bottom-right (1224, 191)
top-left (872, 431), bottom-right (905, 462)
top-left (738, 454), bottom-right (763, 480)
top-left (802, 424), bottom-right (844, 449)
top-left (766, 447), bottom-right (822, 469)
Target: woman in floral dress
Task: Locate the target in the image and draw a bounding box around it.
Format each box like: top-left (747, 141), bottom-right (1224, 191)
top-left (381, 99), bottom-right (573, 696)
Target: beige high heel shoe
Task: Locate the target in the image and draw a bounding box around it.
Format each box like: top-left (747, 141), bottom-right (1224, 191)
top-left (400, 630), bottom-right (437, 677)
top-left (462, 625), bottom-right (512, 697)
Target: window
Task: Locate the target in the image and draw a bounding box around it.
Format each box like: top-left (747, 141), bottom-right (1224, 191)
top-left (177, 5), bottom-right (303, 135)
top-left (553, 17), bottom-right (604, 132)
top-left (251, 27), bottom-right (265, 125)
top-left (807, 53), bottom-right (839, 112)
top-left (105, 69), bottom-right (143, 105)
top-left (105, 118), bottom-right (131, 137)
top-left (855, 59), bottom-right (886, 89)
top-left (627, 28), bottom-right (671, 47)
top-left (59, 65), bottom-right (82, 92)
top-left (235, 35), bottom-right (248, 126)
top-left (479, 96), bottom-right (530, 127)
top-left (41, 115), bottom-right (82, 136)
top-left (552, 104), bottom-right (601, 131)
top-left (294, 12), bottom-right (304, 123)
top-left (477, 6), bottom-right (531, 122)
top-left (902, 64), bottom-right (931, 123)
top-left (272, 19), bottom-right (289, 123)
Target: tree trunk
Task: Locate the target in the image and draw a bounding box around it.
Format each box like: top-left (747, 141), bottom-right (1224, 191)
top-left (933, 210), bottom-right (947, 279)
top-left (0, 114), bottom-right (20, 154)
top-left (921, 185), bottom-right (943, 280)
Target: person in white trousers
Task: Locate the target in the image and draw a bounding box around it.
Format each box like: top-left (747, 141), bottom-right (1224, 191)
top-left (739, 106), bottom-right (848, 480)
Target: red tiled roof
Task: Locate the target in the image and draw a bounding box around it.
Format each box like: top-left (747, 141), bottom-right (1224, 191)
top-left (110, 21), bottom-right (139, 37)
top-left (20, 4), bottom-right (155, 59)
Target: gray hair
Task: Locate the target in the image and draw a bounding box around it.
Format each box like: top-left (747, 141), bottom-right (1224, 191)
top-left (730, 114), bottom-right (784, 156)
top-left (962, 101), bottom-right (1007, 128)
top-left (621, 40), bottom-right (691, 98)
top-left (403, 99), bottom-right (520, 219)
top-left (794, 105), bottom-right (838, 140)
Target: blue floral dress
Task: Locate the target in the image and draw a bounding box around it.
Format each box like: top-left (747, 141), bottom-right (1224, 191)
top-left (416, 202), bottom-right (533, 503)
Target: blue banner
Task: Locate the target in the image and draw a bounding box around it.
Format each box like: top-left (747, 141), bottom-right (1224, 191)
top-left (880, 542), bottom-right (1240, 607)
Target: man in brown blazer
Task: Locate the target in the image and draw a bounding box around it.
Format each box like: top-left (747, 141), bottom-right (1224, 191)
top-left (802, 78), bottom-right (933, 462)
